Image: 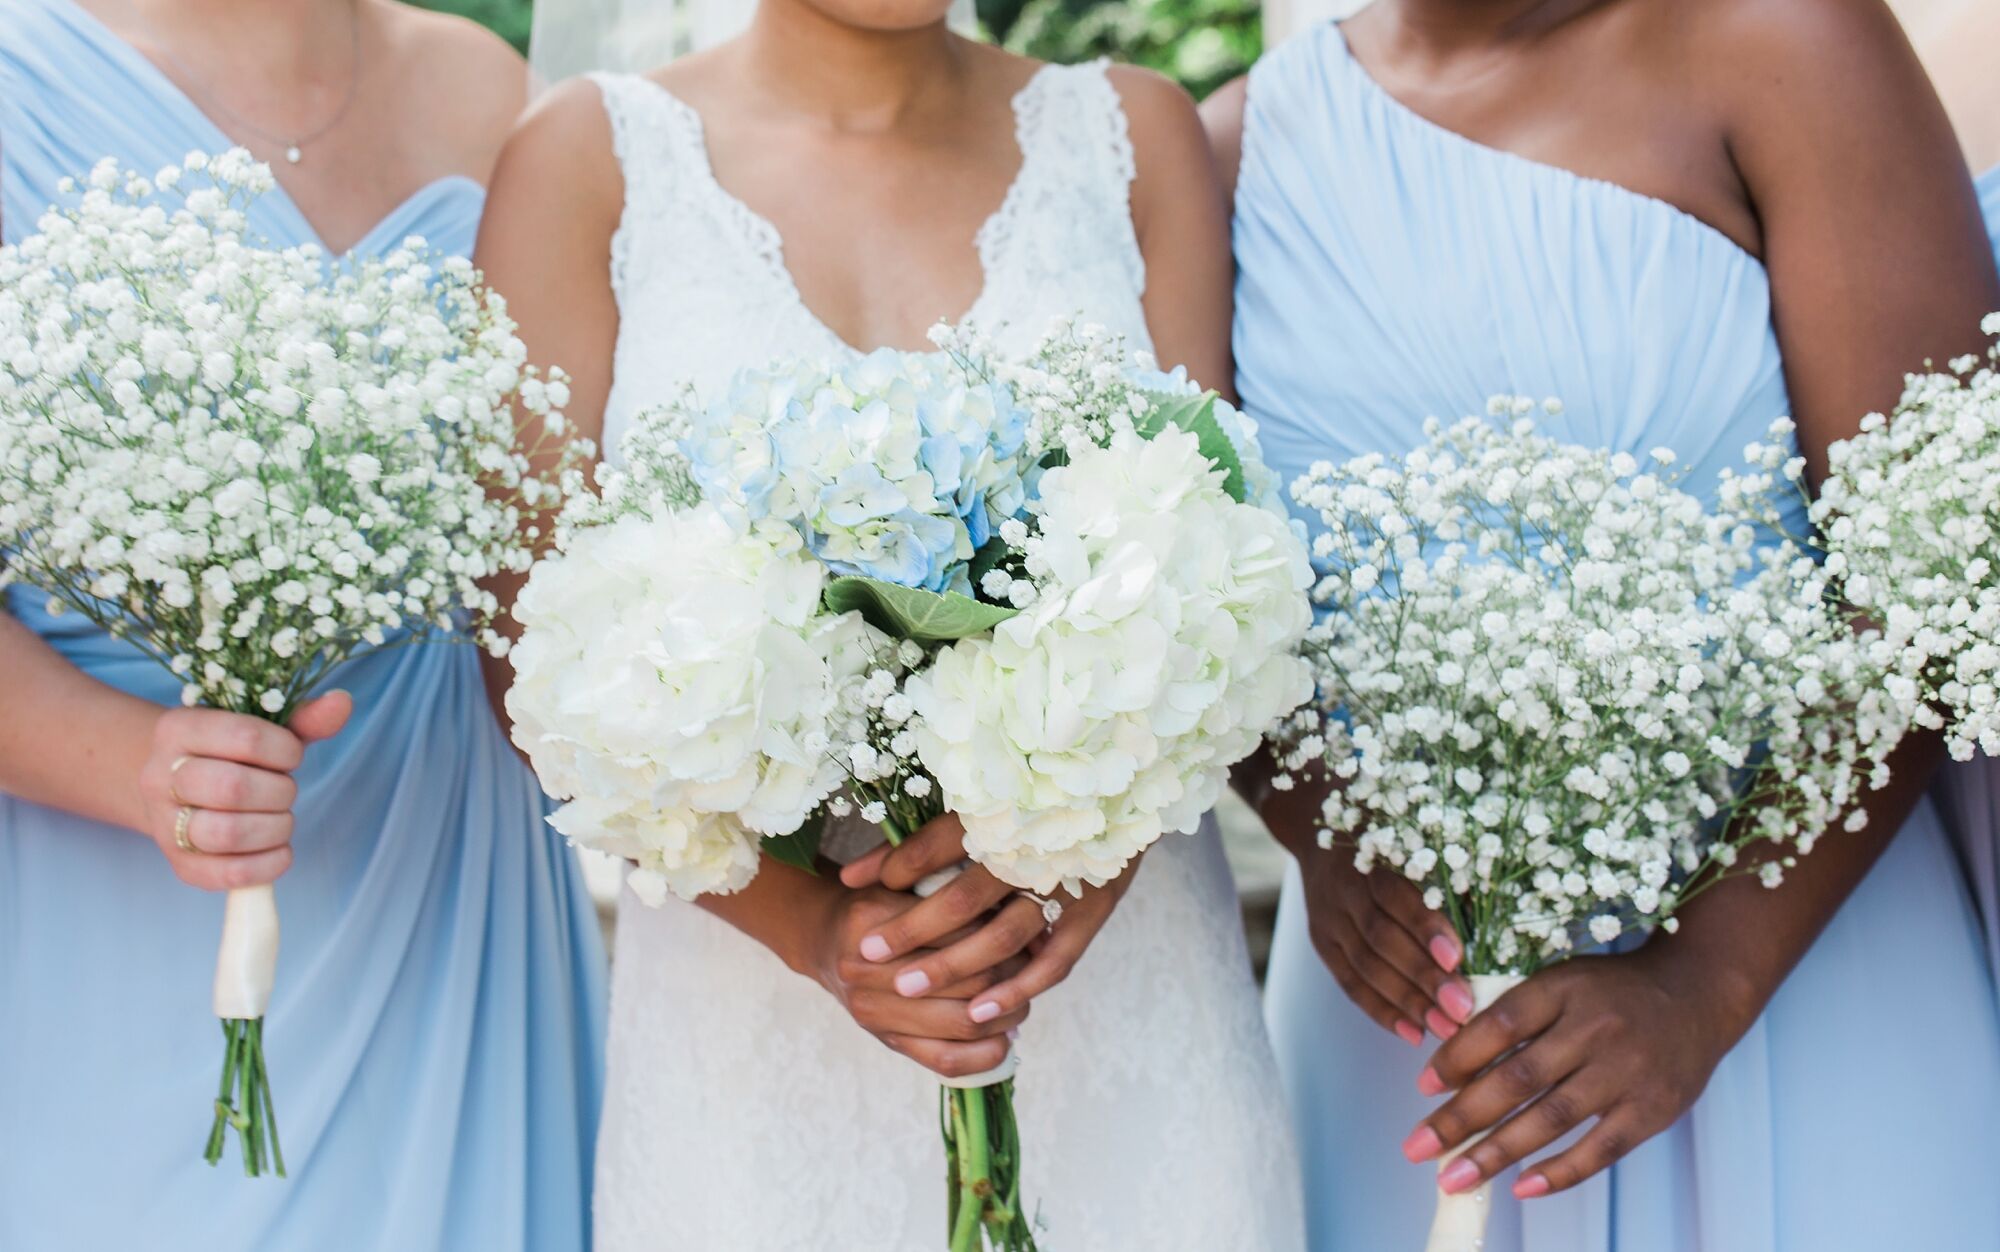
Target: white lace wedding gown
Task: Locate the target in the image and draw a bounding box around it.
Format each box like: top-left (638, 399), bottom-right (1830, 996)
top-left (587, 62), bottom-right (1306, 1251)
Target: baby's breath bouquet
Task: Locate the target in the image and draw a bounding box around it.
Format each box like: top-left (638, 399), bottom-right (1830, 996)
top-left (1813, 316), bottom-right (2000, 760)
top-left (0, 152), bottom-right (588, 1177)
top-left (507, 322), bottom-right (1313, 1252)
top-left (1276, 405), bottom-right (1912, 1252)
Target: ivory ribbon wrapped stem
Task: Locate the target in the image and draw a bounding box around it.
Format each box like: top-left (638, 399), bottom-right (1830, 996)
top-left (212, 884), bottom-right (281, 1020)
top-left (1422, 972), bottom-right (1527, 1252)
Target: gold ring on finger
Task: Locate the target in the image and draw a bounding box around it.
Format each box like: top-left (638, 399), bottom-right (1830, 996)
top-left (174, 805), bottom-right (200, 854)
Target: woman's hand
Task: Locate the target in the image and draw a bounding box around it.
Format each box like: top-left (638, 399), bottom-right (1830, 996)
top-left (806, 879), bottom-right (1030, 1081)
top-left (1251, 764), bottom-right (1474, 1045)
top-left (134, 692), bottom-right (352, 891)
top-left (840, 812), bottom-right (1137, 1027)
top-left (1402, 945), bottom-right (1753, 1200)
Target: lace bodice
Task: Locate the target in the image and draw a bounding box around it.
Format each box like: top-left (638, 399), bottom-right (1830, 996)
top-left (592, 61), bottom-right (1151, 458)
top-left (585, 60), bottom-right (1303, 1252)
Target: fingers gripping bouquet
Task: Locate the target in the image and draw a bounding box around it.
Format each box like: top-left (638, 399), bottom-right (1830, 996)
top-left (1812, 316), bottom-right (2000, 760)
top-left (1272, 405), bottom-right (1913, 1252)
top-left (0, 153), bottom-right (589, 1176)
top-left (506, 322), bottom-right (1314, 1251)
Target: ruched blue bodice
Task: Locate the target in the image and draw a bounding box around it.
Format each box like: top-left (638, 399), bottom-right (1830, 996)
top-left (1238, 23), bottom-right (2000, 1251)
top-left (0, 3), bottom-right (606, 1248)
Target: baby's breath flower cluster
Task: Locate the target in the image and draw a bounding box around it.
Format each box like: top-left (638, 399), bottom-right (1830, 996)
top-left (1813, 317), bottom-right (2000, 761)
top-left (0, 152), bottom-right (588, 719)
top-left (1283, 407), bottom-right (1911, 974)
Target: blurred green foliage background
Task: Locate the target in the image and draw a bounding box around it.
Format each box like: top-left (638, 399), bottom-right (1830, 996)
top-left (414, 0), bottom-right (1261, 98)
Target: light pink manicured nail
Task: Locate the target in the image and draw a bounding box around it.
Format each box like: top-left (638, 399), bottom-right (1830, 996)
top-left (969, 1000), bottom-right (1002, 1023)
top-left (1514, 1174), bottom-right (1551, 1200)
top-left (1416, 1066), bottom-right (1446, 1097)
top-left (894, 968), bottom-right (930, 997)
top-left (860, 935), bottom-right (892, 962)
top-left (1438, 979), bottom-right (1475, 1024)
top-left (1394, 1020), bottom-right (1424, 1047)
top-left (1429, 934), bottom-right (1462, 972)
top-left (1425, 1008), bottom-right (1459, 1040)
top-left (1402, 1126), bottom-right (1442, 1163)
top-left (1438, 1158), bottom-right (1482, 1194)
top-left (1005, 1027), bottom-right (1021, 1042)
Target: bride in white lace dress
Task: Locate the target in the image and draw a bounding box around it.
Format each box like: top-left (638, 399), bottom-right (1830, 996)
top-left (477, 3), bottom-right (1305, 1247)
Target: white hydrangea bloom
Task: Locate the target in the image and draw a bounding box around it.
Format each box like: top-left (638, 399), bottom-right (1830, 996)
top-left (909, 425), bottom-right (1314, 895)
top-left (506, 504), bottom-right (880, 902)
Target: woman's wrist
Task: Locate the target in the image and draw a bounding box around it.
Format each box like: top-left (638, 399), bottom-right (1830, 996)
top-left (1631, 907), bottom-right (1771, 1053)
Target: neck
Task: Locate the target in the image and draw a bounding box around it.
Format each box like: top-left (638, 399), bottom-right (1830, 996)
top-left (1371, 0), bottom-right (1593, 53)
top-left (129, 0), bottom-right (357, 80)
top-left (742, 1), bottom-right (966, 133)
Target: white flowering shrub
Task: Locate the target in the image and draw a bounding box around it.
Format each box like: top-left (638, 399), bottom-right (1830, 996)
top-left (0, 151), bottom-right (588, 719)
top-left (1813, 316), bottom-right (2000, 761)
top-left (1281, 407), bottom-right (1912, 975)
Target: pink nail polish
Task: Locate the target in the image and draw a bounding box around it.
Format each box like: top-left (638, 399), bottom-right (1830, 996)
top-left (1402, 1126), bottom-right (1442, 1163)
top-left (1394, 1020), bottom-right (1424, 1047)
top-left (1416, 1066), bottom-right (1445, 1097)
top-left (1438, 979), bottom-right (1475, 1024)
top-left (1005, 1027), bottom-right (1021, 1042)
top-left (1438, 1158), bottom-right (1482, 1194)
top-left (1513, 1174), bottom-right (1551, 1200)
top-left (860, 935), bottom-right (892, 962)
top-left (1425, 1008), bottom-right (1459, 1041)
top-left (969, 1000), bottom-right (1001, 1023)
top-left (1429, 934), bottom-right (1462, 972)
top-left (894, 968), bottom-right (930, 997)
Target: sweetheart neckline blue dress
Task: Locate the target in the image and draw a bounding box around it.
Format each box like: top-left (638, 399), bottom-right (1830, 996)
top-left (1236, 22), bottom-right (2000, 1251)
top-left (0, 3), bottom-right (607, 1248)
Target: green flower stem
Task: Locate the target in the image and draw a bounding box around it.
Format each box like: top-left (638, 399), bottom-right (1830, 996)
top-left (205, 1017), bottom-right (284, 1178)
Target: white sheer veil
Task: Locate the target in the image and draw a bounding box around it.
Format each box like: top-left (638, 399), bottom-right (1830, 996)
top-left (529, 0), bottom-right (979, 88)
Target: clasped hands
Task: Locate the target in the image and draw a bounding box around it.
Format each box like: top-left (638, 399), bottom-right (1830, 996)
top-left (811, 812), bottom-right (1133, 1081)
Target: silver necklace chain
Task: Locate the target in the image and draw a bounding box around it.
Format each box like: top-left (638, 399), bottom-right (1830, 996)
top-left (139, 4), bottom-right (363, 165)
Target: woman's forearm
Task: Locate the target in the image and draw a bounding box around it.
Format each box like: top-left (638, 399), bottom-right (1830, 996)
top-left (1647, 729), bottom-right (1945, 1039)
top-left (0, 611), bottom-right (158, 833)
top-left (695, 854), bottom-right (838, 979)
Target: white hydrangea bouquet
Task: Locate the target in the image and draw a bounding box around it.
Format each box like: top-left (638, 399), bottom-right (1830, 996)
top-left (1812, 315), bottom-right (2000, 760)
top-left (507, 322), bottom-right (1313, 1252)
top-left (0, 152), bottom-right (588, 1177)
top-left (1274, 405), bottom-right (1912, 1252)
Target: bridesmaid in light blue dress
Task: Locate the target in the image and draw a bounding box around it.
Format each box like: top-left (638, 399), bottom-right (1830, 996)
top-left (1221, 14), bottom-right (2000, 1252)
top-left (0, 2), bottom-right (606, 1248)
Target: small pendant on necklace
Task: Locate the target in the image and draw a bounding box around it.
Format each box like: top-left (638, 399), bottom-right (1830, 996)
top-left (285, 145), bottom-right (303, 165)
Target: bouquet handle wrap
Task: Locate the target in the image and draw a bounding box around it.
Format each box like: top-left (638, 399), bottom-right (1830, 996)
top-left (1422, 973), bottom-right (1526, 1252)
top-left (914, 865), bottom-right (1019, 1089)
top-left (212, 884), bottom-right (280, 1020)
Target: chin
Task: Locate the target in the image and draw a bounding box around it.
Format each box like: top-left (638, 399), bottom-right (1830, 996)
top-left (795, 0), bottom-right (959, 32)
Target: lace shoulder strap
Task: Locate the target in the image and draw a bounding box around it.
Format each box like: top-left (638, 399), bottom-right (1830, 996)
top-left (994, 59), bottom-right (1145, 296)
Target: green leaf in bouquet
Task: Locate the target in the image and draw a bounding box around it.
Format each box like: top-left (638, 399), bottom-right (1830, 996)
top-left (823, 576), bottom-right (1019, 642)
top-left (1138, 389), bottom-right (1247, 503)
top-left (761, 809), bottom-right (826, 875)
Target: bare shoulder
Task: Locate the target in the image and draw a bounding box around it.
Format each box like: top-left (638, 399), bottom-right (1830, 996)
top-left (1199, 75), bottom-right (1250, 200)
top-left (1685, 0), bottom-right (1931, 120)
top-left (490, 75), bottom-right (623, 216)
top-left (375, 0), bottom-right (530, 181)
top-left (1102, 64), bottom-right (1220, 205)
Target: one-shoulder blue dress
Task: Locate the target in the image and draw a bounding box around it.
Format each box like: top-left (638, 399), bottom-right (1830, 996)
top-left (1235, 24), bottom-right (2000, 1252)
top-left (0, 2), bottom-right (607, 1248)
top-left (1933, 168), bottom-right (2000, 992)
